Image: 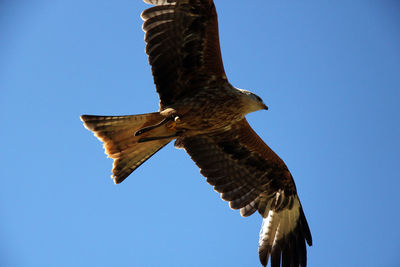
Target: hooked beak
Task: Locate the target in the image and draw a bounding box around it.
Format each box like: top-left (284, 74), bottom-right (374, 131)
top-left (263, 103), bottom-right (269, 110)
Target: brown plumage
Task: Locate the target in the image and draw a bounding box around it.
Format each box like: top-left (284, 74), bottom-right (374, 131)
top-left (81, 0), bottom-right (312, 266)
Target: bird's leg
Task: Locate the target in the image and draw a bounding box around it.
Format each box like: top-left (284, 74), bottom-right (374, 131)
top-left (134, 117), bottom-right (172, 136)
top-left (165, 116), bottom-right (181, 131)
top-left (135, 114), bottom-right (182, 136)
top-left (138, 115), bottom-right (182, 142)
top-left (138, 131), bottom-right (183, 143)
top-left (135, 115), bottom-right (181, 138)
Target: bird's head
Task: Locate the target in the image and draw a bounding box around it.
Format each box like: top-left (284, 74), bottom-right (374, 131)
top-left (238, 89), bottom-right (268, 114)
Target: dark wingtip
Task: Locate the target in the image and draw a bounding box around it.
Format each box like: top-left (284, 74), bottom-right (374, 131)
top-left (259, 247), bottom-right (270, 267)
top-left (300, 207), bottom-right (313, 246)
top-left (258, 207), bottom-right (312, 267)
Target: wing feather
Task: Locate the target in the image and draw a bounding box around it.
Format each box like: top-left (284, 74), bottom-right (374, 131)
top-left (176, 118), bottom-right (312, 267)
top-left (142, 0), bottom-right (227, 107)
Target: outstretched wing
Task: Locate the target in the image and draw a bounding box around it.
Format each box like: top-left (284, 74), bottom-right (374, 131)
top-left (175, 118), bottom-right (312, 267)
top-left (142, 0), bottom-right (227, 108)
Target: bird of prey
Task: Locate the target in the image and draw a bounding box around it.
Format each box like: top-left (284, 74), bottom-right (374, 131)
top-left (81, 0), bottom-right (312, 266)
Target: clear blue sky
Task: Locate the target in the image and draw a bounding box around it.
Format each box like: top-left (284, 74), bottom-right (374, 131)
top-left (1, 0), bottom-right (399, 266)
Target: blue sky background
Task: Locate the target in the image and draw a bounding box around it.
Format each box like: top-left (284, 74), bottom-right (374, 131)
top-left (1, 0), bottom-right (399, 266)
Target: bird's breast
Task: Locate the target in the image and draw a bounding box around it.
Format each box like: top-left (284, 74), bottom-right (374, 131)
top-left (172, 86), bottom-right (246, 134)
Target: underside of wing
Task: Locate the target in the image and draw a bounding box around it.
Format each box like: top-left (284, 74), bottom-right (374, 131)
top-left (142, 0), bottom-right (227, 108)
top-left (175, 118), bottom-right (312, 266)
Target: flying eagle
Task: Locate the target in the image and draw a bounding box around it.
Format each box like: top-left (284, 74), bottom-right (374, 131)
top-left (81, 0), bottom-right (312, 266)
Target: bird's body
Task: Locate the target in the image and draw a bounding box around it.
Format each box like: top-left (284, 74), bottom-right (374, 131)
top-left (81, 1), bottom-right (312, 266)
top-left (161, 83), bottom-right (266, 134)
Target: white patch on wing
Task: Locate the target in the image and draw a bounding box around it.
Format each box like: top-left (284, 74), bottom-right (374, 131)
top-left (259, 209), bottom-right (278, 247)
top-left (259, 196), bottom-right (300, 249)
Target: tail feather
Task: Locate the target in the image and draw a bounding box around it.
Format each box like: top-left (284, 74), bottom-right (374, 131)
top-left (81, 113), bottom-right (174, 183)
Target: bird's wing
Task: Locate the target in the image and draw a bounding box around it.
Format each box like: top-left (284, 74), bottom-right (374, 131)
top-left (142, 0), bottom-right (227, 108)
top-left (175, 118), bottom-right (312, 267)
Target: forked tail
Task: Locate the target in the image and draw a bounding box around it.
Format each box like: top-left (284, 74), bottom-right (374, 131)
top-left (81, 113), bottom-right (176, 183)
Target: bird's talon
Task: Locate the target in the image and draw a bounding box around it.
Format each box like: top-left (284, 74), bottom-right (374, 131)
top-left (166, 121), bottom-right (176, 130)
